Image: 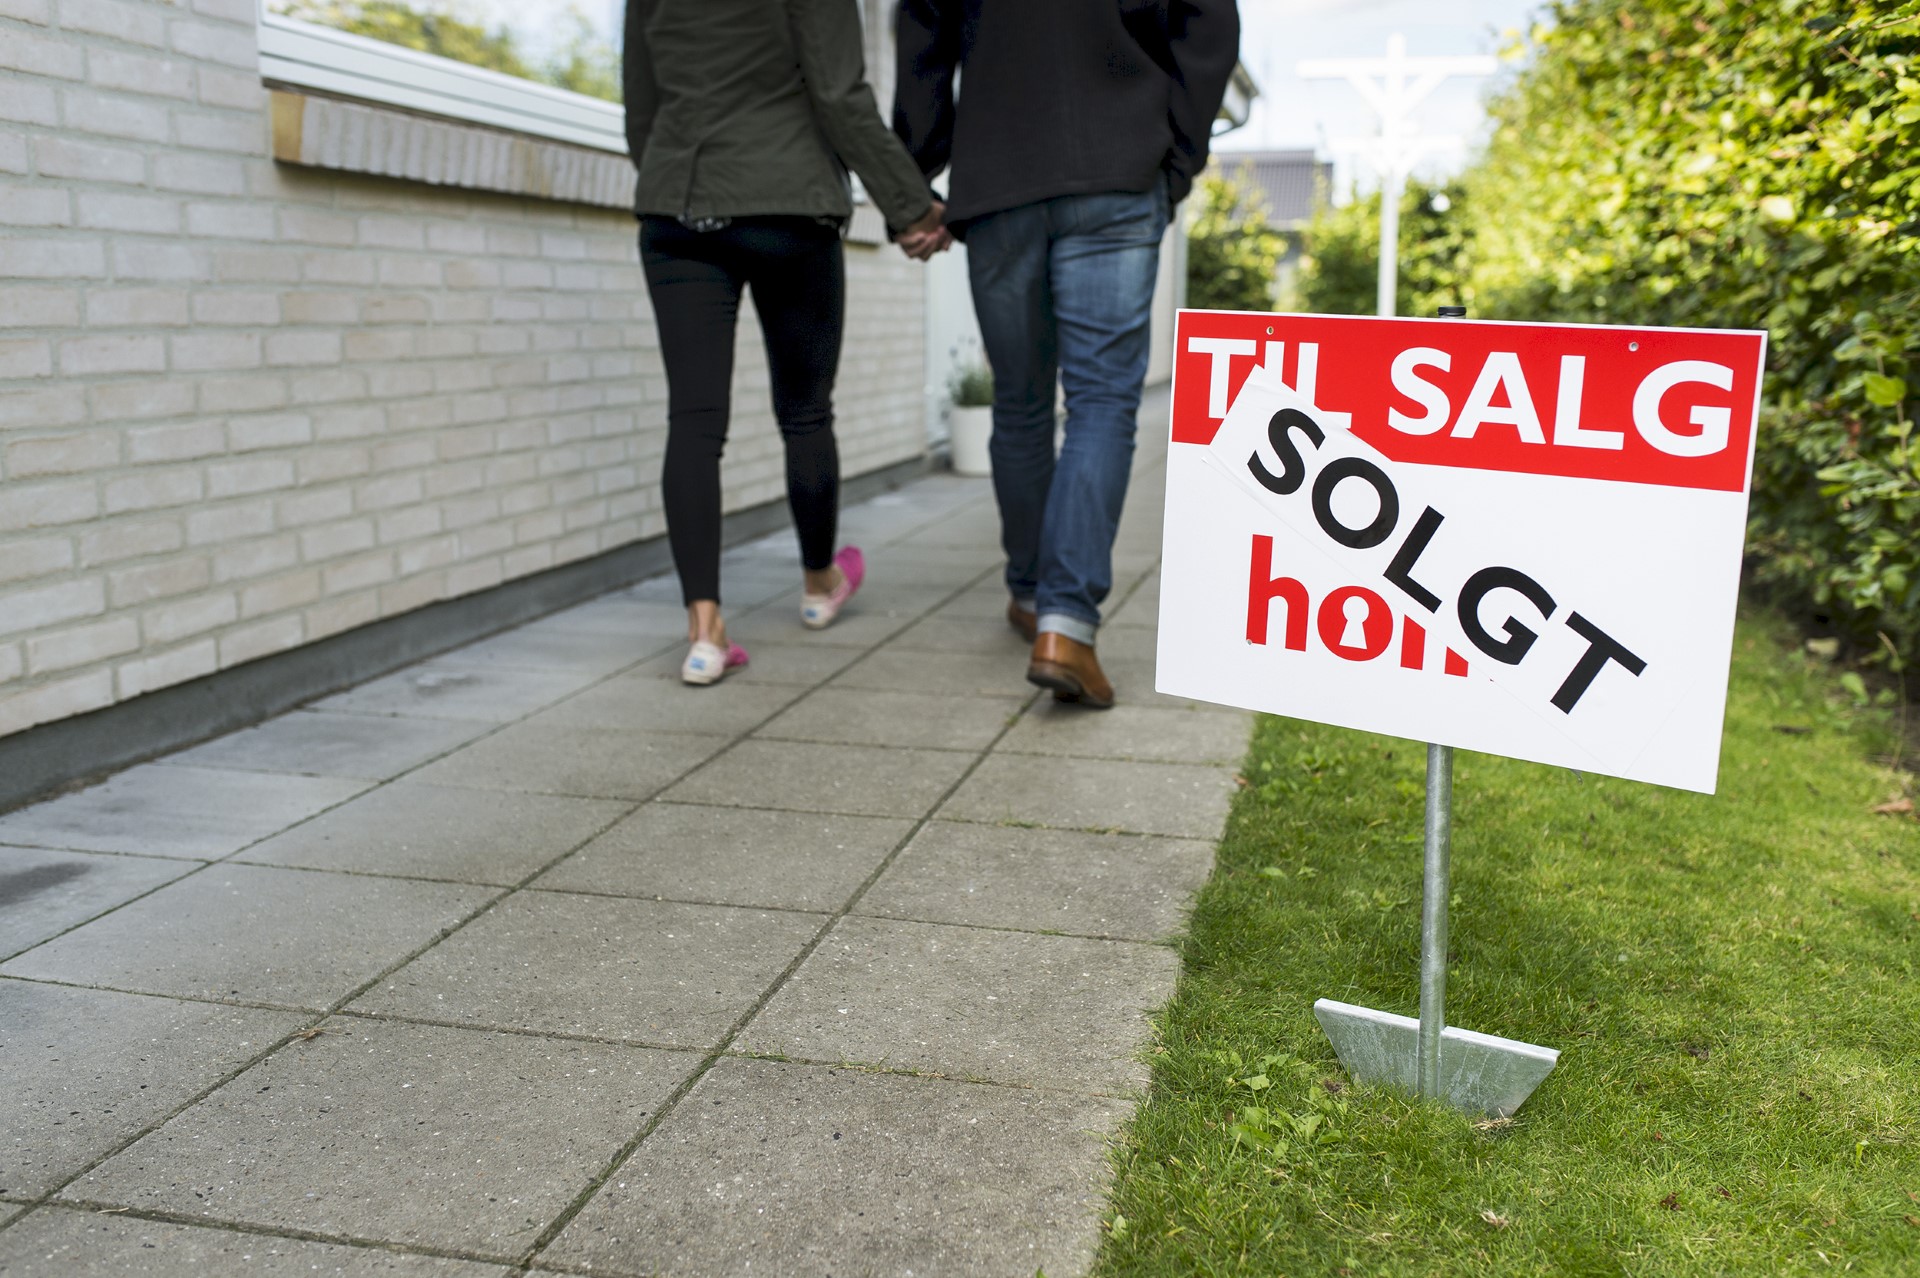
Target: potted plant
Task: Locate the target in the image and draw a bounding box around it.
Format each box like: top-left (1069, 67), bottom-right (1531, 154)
top-left (946, 361), bottom-right (994, 477)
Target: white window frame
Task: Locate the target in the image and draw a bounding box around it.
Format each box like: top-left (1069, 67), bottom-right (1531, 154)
top-left (257, 2), bottom-right (627, 154)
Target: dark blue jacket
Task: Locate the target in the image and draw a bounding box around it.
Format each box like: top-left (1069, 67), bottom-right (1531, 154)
top-left (892, 0), bottom-right (1241, 229)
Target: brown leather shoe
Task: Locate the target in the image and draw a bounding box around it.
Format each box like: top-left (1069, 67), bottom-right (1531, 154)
top-left (1027, 632), bottom-right (1114, 708)
top-left (1007, 599), bottom-right (1038, 643)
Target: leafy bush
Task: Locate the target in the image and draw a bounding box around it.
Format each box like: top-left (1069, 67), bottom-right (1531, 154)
top-left (1295, 192), bottom-right (1376, 316)
top-left (1185, 173), bottom-right (1283, 313)
top-left (1465, 0), bottom-right (1920, 663)
top-left (1299, 178), bottom-right (1474, 318)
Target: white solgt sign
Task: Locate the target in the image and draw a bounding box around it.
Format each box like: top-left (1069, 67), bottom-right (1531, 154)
top-left (1157, 311), bottom-right (1769, 794)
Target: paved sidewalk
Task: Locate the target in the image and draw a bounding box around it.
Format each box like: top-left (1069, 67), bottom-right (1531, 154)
top-left (0, 415), bottom-right (1248, 1277)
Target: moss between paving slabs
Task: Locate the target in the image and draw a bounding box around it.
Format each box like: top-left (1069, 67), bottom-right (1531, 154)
top-left (1095, 605), bottom-right (1920, 1277)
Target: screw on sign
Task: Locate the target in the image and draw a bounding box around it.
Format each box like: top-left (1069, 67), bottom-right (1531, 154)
top-left (1155, 307), bottom-right (1767, 1118)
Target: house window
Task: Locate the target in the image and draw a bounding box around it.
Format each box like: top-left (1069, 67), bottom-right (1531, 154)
top-left (258, 0), bottom-right (627, 153)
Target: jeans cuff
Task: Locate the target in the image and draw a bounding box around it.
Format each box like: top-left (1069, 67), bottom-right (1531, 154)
top-left (1011, 595), bottom-right (1036, 614)
top-left (1037, 612), bottom-right (1097, 646)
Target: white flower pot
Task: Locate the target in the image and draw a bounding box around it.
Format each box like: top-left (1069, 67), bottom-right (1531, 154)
top-left (948, 404), bottom-right (993, 477)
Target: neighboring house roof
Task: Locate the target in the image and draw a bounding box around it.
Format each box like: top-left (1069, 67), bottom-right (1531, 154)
top-left (1208, 149), bottom-right (1333, 229)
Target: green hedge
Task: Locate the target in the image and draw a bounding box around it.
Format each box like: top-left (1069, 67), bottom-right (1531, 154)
top-left (1186, 173), bottom-right (1285, 314)
top-left (1303, 2), bottom-right (1920, 665)
top-left (1476, 0), bottom-right (1920, 664)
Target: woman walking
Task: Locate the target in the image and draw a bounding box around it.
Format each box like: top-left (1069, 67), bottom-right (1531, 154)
top-left (624, 0), bottom-right (948, 684)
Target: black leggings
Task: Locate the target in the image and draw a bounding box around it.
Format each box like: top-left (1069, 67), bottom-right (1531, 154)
top-left (640, 215), bottom-right (846, 606)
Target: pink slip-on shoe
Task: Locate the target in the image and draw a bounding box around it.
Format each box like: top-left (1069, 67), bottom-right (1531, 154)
top-left (680, 640), bottom-right (749, 686)
top-left (800, 546), bottom-right (864, 630)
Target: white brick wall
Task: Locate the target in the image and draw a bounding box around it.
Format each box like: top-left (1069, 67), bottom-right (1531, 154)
top-left (0, 0), bottom-right (930, 739)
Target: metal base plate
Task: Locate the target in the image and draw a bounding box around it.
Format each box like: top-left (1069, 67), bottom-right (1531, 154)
top-left (1314, 998), bottom-right (1559, 1118)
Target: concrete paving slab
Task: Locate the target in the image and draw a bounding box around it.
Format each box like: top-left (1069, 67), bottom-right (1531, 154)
top-left (1111, 549), bottom-right (1163, 579)
top-left (532, 803), bottom-right (910, 913)
top-left (1091, 623), bottom-right (1163, 665)
top-left (0, 393), bottom-right (1230, 1276)
top-left (624, 568), bottom-right (797, 609)
top-left (1108, 547), bottom-right (1161, 575)
top-left (861, 530), bottom-right (995, 555)
top-left (728, 596), bottom-right (927, 651)
top-left (0, 765), bottom-right (369, 860)
top-left (541, 1057), bottom-right (1122, 1278)
top-left (1129, 683), bottom-right (1248, 714)
top-left (929, 581), bottom-right (1021, 622)
top-left (522, 674), bottom-right (801, 737)
top-left (516, 597), bottom-right (693, 638)
top-left (1002, 701), bottom-right (1251, 765)
top-left (834, 578), bottom-right (970, 615)
top-left (1073, 626), bottom-right (1243, 713)
top-left (893, 508), bottom-right (1006, 549)
top-left (754, 687), bottom-right (1018, 752)
top-left (350, 892), bottom-right (823, 1047)
top-left (1100, 590), bottom-right (1161, 628)
top-left (834, 506), bottom-right (943, 543)
top-left (0, 1204), bottom-right (20, 1229)
top-left (0, 1209), bottom-right (513, 1277)
top-left (160, 712), bottom-right (486, 781)
top-left (0, 981), bottom-right (302, 1197)
top-left (623, 575), bottom-right (695, 603)
top-left (433, 623), bottom-right (659, 678)
top-left (853, 549), bottom-right (995, 586)
top-left (939, 754), bottom-right (1238, 840)
top-left (737, 915), bottom-right (1176, 1092)
top-left (62, 1018), bottom-right (690, 1258)
top-left (0, 846), bottom-right (194, 960)
top-left (660, 741), bottom-right (975, 819)
top-left (1118, 568), bottom-right (1161, 600)
top-left (700, 570), bottom-right (815, 607)
top-left (718, 535), bottom-right (810, 565)
top-left (237, 783), bottom-right (628, 886)
top-left (1, 864), bottom-right (493, 1010)
top-left (627, 640), bottom-right (863, 687)
top-left (409, 723), bottom-right (728, 800)
top-left (313, 661), bottom-right (597, 723)
top-left (857, 820), bottom-right (1213, 942)
top-left (828, 647), bottom-right (1034, 699)
top-left (839, 484), bottom-right (978, 526)
top-left (886, 612), bottom-right (1034, 655)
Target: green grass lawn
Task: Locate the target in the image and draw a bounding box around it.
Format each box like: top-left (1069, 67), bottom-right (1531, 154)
top-left (1096, 606), bottom-right (1920, 1277)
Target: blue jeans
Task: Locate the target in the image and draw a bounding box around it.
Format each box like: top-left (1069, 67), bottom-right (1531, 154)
top-left (965, 181), bottom-right (1170, 645)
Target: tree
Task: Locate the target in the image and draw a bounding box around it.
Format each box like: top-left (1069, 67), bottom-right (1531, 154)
top-left (545, 7), bottom-right (622, 104)
top-left (1186, 173), bottom-right (1283, 313)
top-left (1298, 178), bottom-right (1474, 318)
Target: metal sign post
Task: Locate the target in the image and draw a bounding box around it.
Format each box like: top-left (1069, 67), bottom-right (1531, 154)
top-left (1313, 307), bottom-right (1558, 1119)
top-left (1417, 740), bottom-right (1453, 1098)
top-left (1314, 736), bottom-right (1557, 1120)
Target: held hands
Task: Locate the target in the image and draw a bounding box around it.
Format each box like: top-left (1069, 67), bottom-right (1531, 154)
top-left (898, 200), bottom-right (952, 261)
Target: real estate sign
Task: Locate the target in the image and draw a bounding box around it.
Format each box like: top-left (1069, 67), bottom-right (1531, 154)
top-left (1157, 311), bottom-right (1769, 794)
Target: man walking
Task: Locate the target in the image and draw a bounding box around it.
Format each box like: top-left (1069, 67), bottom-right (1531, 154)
top-left (894, 0), bottom-right (1240, 706)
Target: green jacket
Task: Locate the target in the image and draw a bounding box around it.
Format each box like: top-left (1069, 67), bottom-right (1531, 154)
top-left (622, 0), bottom-right (933, 234)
